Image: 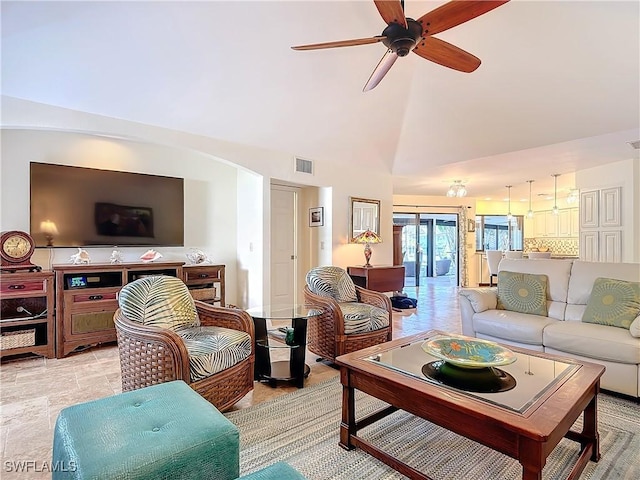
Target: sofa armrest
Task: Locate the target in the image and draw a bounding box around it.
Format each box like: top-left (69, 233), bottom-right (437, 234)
top-left (459, 288), bottom-right (498, 337)
top-left (459, 288), bottom-right (497, 313)
top-left (630, 315), bottom-right (640, 338)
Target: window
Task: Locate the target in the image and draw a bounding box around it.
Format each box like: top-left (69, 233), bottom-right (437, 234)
top-left (475, 215), bottom-right (523, 251)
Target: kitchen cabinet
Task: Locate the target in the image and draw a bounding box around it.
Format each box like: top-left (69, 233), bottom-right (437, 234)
top-left (534, 208), bottom-right (578, 238)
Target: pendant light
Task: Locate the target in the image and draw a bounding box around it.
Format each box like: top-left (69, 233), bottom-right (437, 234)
top-left (552, 174), bottom-right (560, 215)
top-left (526, 180), bottom-right (534, 218)
top-left (506, 185), bottom-right (513, 221)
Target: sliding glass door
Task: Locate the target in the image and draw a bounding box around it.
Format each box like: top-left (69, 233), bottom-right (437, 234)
top-left (393, 213), bottom-right (459, 287)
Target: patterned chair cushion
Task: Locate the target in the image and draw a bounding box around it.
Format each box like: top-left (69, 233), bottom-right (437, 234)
top-left (118, 275), bottom-right (199, 330)
top-left (306, 266), bottom-right (358, 303)
top-left (176, 326), bottom-right (252, 382)
top-left (339, 302), bottom-right (390, 335)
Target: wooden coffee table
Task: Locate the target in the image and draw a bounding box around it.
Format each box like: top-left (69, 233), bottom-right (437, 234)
top-left (336, 331), bottom-right (605, 480)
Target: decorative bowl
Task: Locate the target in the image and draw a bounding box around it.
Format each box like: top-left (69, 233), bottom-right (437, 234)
top-left (422, 336), bottom-right (517, 369)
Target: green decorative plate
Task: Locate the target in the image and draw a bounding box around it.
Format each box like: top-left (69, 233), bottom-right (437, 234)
top-left (422, 336), bottom-right (517, 369)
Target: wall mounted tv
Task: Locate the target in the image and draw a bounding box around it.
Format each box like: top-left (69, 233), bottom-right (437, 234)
top-left (30, 163), bottom-right (184, 248)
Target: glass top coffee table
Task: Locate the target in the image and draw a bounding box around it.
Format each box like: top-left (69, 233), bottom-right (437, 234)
top-left (336, 330), bottom-right (605, 480)
top-left (245, 304), bottom-right (321, 388)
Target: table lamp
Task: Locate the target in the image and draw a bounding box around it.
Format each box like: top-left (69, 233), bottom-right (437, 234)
top-left (40, 220), bottom-right (59, 247)
top-left (353, 229), bottom-right (382, 267)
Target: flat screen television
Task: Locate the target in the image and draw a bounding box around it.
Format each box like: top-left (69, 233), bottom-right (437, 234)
top-left (30, 162), bottom-right (184, 248)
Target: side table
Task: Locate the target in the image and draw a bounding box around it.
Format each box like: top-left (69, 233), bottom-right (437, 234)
top-left (245, 304), bottom-right (321, 388)
top-left (347, 265), bottom-right (405, 293)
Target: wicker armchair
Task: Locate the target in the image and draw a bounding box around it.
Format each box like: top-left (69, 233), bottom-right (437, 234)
top-left (303, 266), bottom-right (392, 363)
top-left (114, 276), bottom-right (254, 412)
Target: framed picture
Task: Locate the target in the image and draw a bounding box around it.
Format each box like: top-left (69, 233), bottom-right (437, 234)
top-left (309, 207), bottom-right (324, 227)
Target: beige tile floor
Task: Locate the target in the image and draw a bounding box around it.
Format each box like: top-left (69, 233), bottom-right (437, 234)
top-left (0, 277), bottom-right (461, 479)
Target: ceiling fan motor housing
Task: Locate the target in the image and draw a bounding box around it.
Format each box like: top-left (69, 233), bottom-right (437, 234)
top-left (381, 19), bottom-right (423, 57)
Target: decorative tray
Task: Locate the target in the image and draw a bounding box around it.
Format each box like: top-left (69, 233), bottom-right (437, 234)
top-left (421, 335), bottom-right (516, 369)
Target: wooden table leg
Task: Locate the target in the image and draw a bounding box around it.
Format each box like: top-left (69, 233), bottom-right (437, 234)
top-left (583, 393), bottom-right (600, 462)
top-left (519, 438), bottom-right (544, 480)
top-left (339, 368), bottom-right (356, 450)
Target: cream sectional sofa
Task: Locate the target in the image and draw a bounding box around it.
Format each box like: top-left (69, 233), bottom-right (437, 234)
top-left (459, 259), bottom-right (640, 398)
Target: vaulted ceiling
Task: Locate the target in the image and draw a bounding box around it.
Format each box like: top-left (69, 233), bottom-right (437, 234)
top-left (2, 1), bottom-right (638, 201)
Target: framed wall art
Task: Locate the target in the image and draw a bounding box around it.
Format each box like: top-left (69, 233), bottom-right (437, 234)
top-left (309, 207), bottom-right (324, 227)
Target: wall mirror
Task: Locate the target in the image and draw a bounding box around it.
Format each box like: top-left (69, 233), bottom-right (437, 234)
top-left (350, 197), bottom-right (380, 242)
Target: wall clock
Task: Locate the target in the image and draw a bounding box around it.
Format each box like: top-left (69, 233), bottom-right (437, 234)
top-left (1, 231), bottom-right (41, 272)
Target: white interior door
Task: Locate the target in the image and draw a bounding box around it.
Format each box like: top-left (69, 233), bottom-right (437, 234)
top-left (270, 187), bottom-right (297, 305)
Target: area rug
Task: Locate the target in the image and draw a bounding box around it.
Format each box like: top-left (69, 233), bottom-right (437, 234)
top-left (225, 376), bottom-right (640, 479)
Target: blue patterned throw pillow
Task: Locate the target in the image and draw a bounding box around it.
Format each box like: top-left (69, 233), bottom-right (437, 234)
top-left (582, 277), bottom-right (640, 329)
top-left (497, 271), bottom-right (549, 316)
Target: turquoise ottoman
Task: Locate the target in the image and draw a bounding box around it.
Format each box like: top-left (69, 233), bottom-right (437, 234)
top-left (52, 381), bottom-right (239, 479)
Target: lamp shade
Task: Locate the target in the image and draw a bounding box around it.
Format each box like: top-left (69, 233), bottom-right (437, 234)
top-left (353, 229), bottom-right (381, 267)
top-left (40, 220), bottom-right (59, 235)
top-left (40, 219), bottom-right (59, 247)
top-left (353, 229), bottom-right (382, 245)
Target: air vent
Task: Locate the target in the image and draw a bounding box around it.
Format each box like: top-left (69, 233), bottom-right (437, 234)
top-left (628, 140), bottom-right (640, 150)
top-left (295, 156), bottom-right (313, 175)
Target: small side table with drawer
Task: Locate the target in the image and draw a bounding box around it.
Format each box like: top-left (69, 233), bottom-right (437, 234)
top-left (0, 271), bottom-right (55, 359)
top-left (183, 264), bottom-right (225, 306)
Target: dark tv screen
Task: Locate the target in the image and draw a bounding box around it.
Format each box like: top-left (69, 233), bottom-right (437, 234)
top-left (30, 163), bottom-right (184, 248)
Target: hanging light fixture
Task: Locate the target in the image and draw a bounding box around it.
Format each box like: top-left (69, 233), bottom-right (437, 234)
top-left (506, 185), bottom-right (513, 221)
top-left (552, 174), bottom-right (560, 215)
top-left (566, 188), bottom-right (579, 204)
top-left (446, 180), bottom-right (467, 198)
top-left (526, 180), bottom-right (534, 218)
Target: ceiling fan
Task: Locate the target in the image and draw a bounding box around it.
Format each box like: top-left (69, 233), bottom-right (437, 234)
top-left (291, 0), bottom-right (510, 92)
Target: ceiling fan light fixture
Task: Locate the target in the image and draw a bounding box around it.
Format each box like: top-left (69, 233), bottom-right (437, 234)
top-left (382, 19), bottom-right (423, 57)
top-left (291, 0), bottom-right (511, 92)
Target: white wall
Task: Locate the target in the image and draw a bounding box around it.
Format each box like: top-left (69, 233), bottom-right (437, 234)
top-left (0, 128), bottom-right (242, 303)
top-left (1, 96), bottom-right (395, 305)
top-left (576, 158), bottom-right (640, 262)
top-left (236, 170), bottom-right (263, 308)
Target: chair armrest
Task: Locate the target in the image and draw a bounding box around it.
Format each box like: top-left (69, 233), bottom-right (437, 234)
top-left (114, 309), bottom-right (191, 385)
top-left (459, 288), bottom-right (497, 313)
top-left (304, 285), bottom-right (344, 335)
top-left (195, 302), bottom-right (255, 342)
top-left (355, 286), bottom-right (393, 313)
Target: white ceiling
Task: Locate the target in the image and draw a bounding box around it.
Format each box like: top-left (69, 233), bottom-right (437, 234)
top-left (2, 1), bottom-right (639, 201)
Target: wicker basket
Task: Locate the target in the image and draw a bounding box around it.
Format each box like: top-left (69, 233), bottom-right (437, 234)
top-left (190, 287), bottom-right (216, 302)
top-left (1, 329), bottom-right (36, 350)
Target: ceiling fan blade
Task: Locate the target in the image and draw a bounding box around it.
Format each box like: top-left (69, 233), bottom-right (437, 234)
top-left (374, 0), bottom-right (407, 28)
top-left (363, 49), bottom-right (399, 92)
top-left (418, 0), bottom-right (510, 36)
top-left (292, 36), bottom-right (386, 51)
top-left (413, 36), bottom-right (480, 73)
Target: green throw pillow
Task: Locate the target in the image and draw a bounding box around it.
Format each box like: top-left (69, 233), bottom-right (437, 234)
top-left (497, 271), bottom-right (549, 316)
top-left (582, 277), bottom-right (640, 329)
